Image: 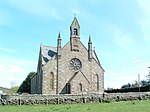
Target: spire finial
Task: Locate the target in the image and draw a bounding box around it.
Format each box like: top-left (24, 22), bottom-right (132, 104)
top-left (74, 13), bottom-right (76, 18)
top-left (88, 35), bottom-right (92, 43)
top-left (94, 46), bottom-right (95, 51)
top-left (58, 32), bottom-right (61, 39)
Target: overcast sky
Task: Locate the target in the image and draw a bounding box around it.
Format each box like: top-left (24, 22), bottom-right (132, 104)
top-left (0, 0), bottom-right (150, 89)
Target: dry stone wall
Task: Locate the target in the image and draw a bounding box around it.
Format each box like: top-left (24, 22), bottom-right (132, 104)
top-left (0, 92), bottom-right (150, 105)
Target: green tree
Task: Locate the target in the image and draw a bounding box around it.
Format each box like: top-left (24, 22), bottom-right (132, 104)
top-left (140, 80), bottom-right (148, 87)
top-left (10, 86), bottom-right (19, 93)
top-left (146, 71), bottom-right (150, 83)
top-left (131, 81), bottom-right (139, 88)
top-left (18, 72), bottom-right (36, 93)
top-left (121, 83), bottom-right (131, 89)
top-left (146, 67), bottom-right (150, 82)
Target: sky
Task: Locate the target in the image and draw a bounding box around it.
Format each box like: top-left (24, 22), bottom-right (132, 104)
top-left (0, 0), bottom-right (150, 89)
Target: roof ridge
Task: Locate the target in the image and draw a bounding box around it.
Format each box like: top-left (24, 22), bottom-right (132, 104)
top-left (41, 45), bottom-right (57, 48)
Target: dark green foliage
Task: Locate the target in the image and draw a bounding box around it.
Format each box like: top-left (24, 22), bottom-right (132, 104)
top-left (105, 85), bottom-right (150, 93)
top-left (121, 80), bottom-right (147, 89)
top-left (10, 86), bottom-right (19, 93)
top-left (107, 78), bottom-right (150, 93)
top-left (121, 83), bottom-right (132, 89)
top-left (141, 80), bottom-right (149, 87)
top-left (146, 73), bottom-right (150, 82)
top-left (18, 72), bottom-right (36, 93)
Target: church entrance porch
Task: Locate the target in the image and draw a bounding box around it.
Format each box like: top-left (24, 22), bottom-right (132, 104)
top-left (60, 83), bottom-right (71, 94)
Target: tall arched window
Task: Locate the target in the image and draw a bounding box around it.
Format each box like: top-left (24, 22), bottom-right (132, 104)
top-left (79, 83), bottom-right (82, 92)
top-left (50, 72), bottom-right (54, 90)
top-left (96, 74), bottom-right (99, 90)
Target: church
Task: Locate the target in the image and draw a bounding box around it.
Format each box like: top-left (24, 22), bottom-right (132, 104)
top-left (30, 17), bottom-right (105, 95)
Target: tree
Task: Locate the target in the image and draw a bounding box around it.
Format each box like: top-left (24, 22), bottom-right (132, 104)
top-left (146, 69), bottom-right (150, 83)
top-left (10, 86), bottom-right (19, 93)
top-left (121, 83), bottom-right (131, 89)
top-left (143, 67), bottom-right (150, 85)
top-left (131, 81), bottom-right (139, 88)
top-left (18, 72), bottom-right (36, 93)
top-left (140, 80), bottom-right (148, 87)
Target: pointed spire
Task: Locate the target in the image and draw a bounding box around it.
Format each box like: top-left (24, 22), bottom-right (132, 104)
top-left (57, 32), bottom-right (61, 48)
top-left (58, 32), bottom-right (61, 39)
top-left (88, 35), bottom-right (92, 61)
top-left (88, 35), bottom-right (92, 44)
top-left (70, 16), bottom-right (80, 28)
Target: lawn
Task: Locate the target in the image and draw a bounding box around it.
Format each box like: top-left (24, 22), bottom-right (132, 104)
top-left (0, 100), bottom-right (150, 112)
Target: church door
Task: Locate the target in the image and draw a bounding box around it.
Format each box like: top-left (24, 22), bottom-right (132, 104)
top-left (66, 83), bottom-right (71, 94)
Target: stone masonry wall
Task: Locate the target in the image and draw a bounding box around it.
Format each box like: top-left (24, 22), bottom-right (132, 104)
top-left (59, 41), bottom-right (104, 94)
top-left (1, 92), bottom-right (150, 105)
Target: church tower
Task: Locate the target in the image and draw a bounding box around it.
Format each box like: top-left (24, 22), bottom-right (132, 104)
top-left (70, 17), bottom-right (80, 51)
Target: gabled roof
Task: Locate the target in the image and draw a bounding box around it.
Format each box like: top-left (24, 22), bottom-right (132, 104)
top-left (41, 45), bottom-right (57, 65)
top-left (70, 17), bottom-right (80, 28)
top-left (39, 42), bottom-right (104, 71)
top-left (93, 50), bottom-right (101, 65)
top-left (93, 50), bottom-right (105, 72)
top-left (79, 41), bottom-right (100, 65)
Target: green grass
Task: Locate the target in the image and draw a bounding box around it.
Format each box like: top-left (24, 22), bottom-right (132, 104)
top-left (0, 100), bottom-right (150, 112)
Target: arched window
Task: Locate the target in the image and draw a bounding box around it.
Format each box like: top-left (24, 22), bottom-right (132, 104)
top-left (73, 28), bottom-right (78, 35)
top-left (96, 74), bottom-right (99, 90)
top-left (50, 72), bottom-right (54, 90)
top-left (79, 83), bottom-right (82, 92)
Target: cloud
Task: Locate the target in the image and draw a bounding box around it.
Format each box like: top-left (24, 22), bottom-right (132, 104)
top-left (134, 60), bottom-right (150, 77)
top-left (112, 28), bottom-right (134, 50)
top-left (138, 0), bottom-right (150, 16)
top-left (105, 58), bottom-right (150, 89)
top-left (0, 9), bottom-right (13, 26)
top-left (0, 56), bottom-right (36, 88)
top-left (137, 0), bottom-right (150, 41)
top-left (5, 0), bottom-right (61, 20)
top-left (133, 59), bottom-right (143, 64)
top-left (0, 64), bottom-right (24, 75)
top-left (0, 46), bottom-right (16, 53)
top-left (0, 63), bottom-right (25, 88)
top-left (105, 69), bottom-right (136, 89)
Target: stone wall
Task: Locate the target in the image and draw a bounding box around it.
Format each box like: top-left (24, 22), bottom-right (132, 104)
top-left (0, 92), bottom-right (150, 105)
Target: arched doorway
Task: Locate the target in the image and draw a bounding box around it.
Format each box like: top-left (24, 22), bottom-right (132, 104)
top-left (66, 83), bottom-right (71, 94)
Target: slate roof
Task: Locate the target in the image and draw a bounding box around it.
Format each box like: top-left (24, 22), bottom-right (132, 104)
top-left (41, 45), bottom-right (57, 65)
top-left (40, 45), bottom-right (101, 67)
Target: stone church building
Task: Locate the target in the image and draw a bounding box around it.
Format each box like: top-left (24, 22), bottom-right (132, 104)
top-left (31, 17), bottom-right (104, 95)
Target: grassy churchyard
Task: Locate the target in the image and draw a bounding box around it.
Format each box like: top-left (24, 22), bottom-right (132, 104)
top-left (0, 100), bottom-right (150, 112)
